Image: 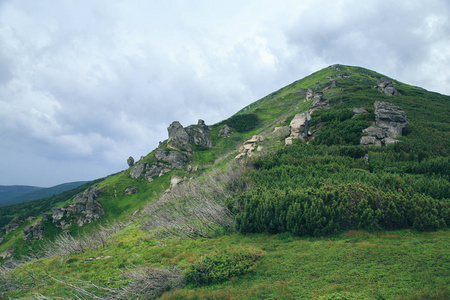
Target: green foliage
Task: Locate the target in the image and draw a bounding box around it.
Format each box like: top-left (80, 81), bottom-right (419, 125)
top-left (230, 140), bottom-right (450, 236)
top-left (310, 109), bottom-right (372, 146)
top-left (185, 247), bottom-right (265, 286)
top-left (319, 292), bottom-right (369, 300)
top-left (221, 113), bottom-right (259, 132)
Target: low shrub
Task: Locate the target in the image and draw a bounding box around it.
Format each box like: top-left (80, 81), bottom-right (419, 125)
top-left (185, 247), bottom-right (265, 286)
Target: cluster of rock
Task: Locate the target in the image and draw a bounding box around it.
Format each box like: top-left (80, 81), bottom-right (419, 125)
top-left (23, 222), bottom-right (44, 240)
top-left (218, 125), bottom-right (233, 137)
top-left (360, 101), bottom-right (409, 146)
top-left (49, 187), bottom-right (104, 229)
top-left (129, 119), bottom-right (212, 181)
top-left (235, 135), bottom-right (265, 160)
top-left (377, 77), bottom-right (399, 95)
top-left (285, 112), bottom-right (312, 145)
top-left (309, 91), bottom-right (330, 113)
top-left (2, 217), bottom-right (24, 234)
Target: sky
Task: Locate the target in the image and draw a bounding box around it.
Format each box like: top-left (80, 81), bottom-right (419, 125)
top-left (0, 0), bottom-right (449, 187)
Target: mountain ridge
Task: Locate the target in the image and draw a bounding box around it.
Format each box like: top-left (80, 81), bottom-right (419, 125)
top-left (1, 64), bottom-right (449, 299)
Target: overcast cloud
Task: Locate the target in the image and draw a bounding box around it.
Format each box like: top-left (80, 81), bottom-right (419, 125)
top-left (0, 0), bottom-right (449, 186)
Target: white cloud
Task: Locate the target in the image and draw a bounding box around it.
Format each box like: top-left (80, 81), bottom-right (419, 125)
top-left (0, 0), bottom-right (449, 186)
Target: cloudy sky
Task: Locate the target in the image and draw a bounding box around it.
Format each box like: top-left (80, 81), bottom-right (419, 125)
top-left (0, 0), bottom-right (449, 187)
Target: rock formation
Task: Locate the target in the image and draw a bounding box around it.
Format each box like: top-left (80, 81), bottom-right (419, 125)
top-left (50, 187), bottom-right (104, 229)
top-left (168, 119), bottom-right (212, 147)
top-left (124, 187), bottom-right (138, 195)
top-left (377, 77), bottom-right (399, 95)
top-left (309, 92), bottom-right (330, 113)
top-left (288, 112), bottom-right (311, 143)
top-left (127, 156), bottom-right (135, 167)
top-left (236, 135), bottom-right (265, 160)
top-left (218, 125), bottom-right (233, 137)
top-left (22, 222), bottom-right (44, 240)
top-left (306, 88), bottom-right (314, 101)
top-left (360, 101), bottom-right (409, 146)
top-left (3, 217), bottom-right (24, 234)
top-left (374, 101), bottom-right (409, 137)
top-left (0, 247), bottom-right (14, 259)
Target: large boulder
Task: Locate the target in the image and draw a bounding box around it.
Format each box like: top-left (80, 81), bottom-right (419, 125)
top-left (168, 121), bottom-right (190, 143)
top-left (124, 187), bottom-right (138, 195)
top-left (374, 101), bottom-right (409, 137)
top-left (377, 77), bottom-right (399, 95)
top-left (23, 222), bottom-right (44, 240)
top-left (155, 149), bottom-right (189, 169)
top-left (306, 88), bottom-right (314, 101)
top-left (3, 217), bottom-right (23, 234)
top-left (185, 119), bottom-right (212, 147)
top-left (127, 156), bottom-right (135, 167)
top-left (218, 124), bottom-right (233, 137)
top-left (130, 162), bottom-right (147, 178)
top-left (309, 92), bottom-right (330, 113)
top-left (289, 112), bottom-right (311, 141)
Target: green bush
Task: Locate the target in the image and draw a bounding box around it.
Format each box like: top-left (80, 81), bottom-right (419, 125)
top-left (185, 247), bottom-right (265, 286)
top-left (222, 114), bottom-right (259, 132)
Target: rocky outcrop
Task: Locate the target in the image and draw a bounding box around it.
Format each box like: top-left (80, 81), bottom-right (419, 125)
top-left (124, 187), bottom-right (138, 195)
top-left (306, 88), bottom-right (314, 101)
top-left (168, 119), bottom-right (212, 147)
top-left (23, 222), bottom-right (44, 240)
top-left (352, 108), bottom-right (368, 118)
top-left (309, 92), bottom-right (330, 113)
top-left (377, 77), bottom-right (399, 95)
top-left (218, 125), bottom-right (233, 137)
top-left (168, 121), bottom-right (190, 143)
top-left (170, 176), bottom-right (183, 189)
top-left (288, 112), bottom-right (311, 142)
top-left (185, 119), bottom-right (213, 147)
top-left (155, 149), bottom-right (189, 169)
top-left (360, 101), bottom-right (409, 146)
top-left (130, 162), bottom-right (147, 178)
top-left (3, 217), bottom-right (23, 234)
top-left (236, 135), bottom-right (265, 160)
top-left (50, 187), bottom-right (104, 229)
top-left (374, 101), bottom-right (409, 137)
top-left (127, 156), bottom-right (135, 167)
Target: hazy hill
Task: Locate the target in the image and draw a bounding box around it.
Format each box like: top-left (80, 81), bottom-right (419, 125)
top-left (0, 181), bottom-right (88, 207)
top-left (1, 64), bottom-right (448, 299)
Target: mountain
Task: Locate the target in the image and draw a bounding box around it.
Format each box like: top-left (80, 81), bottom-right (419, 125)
top-left (1, 65), bottom-right (448, 299)
top-left (0, 181), bottom-right (88, 207)
top-left (0, 185), bottom-right (43, 205)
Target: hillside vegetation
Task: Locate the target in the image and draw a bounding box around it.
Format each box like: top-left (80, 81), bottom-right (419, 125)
top-left (1, 65), bottom-right (449, 299)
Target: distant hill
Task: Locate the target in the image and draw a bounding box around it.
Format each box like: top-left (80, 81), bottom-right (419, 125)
top-left (0, 181), bottom-right (88, 207)
top-left (0, 185), bottom-right (43, 204)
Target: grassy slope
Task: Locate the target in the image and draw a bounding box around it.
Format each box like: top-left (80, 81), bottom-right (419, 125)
top-left (2, 65), bottom-right (449, 299)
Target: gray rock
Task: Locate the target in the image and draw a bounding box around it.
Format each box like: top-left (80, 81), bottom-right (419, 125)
top-left (330, 64), bottom-right (341, 71)
top-left (42, 213), bottom-right (51, 222)
top-left (156, 149), bottom-right (188, 169)
top-left (352, 108), bottom-right (368, 117)
top-left (52, 207), bottom-right (66, 223)
top-left (377, 77), bottom-right (399, 95)
top-left (127, 156), bottom-right (135, 167)
top-left (0, 237), bottom-right (4, 244)
top-left (289, 112), bottom-right (311, 140)
top-left (336, 73), bottom-right (351, 79)
top-left (218, 124), bottom-right (233, 137)
top-left (363, 126), bottom-right (387, 139)
top-left (374, 101), bottom-right (409, 137)
top-left (309, 92), bottom-right (330, 113)
top-left (168, 121), bottom-right (190, 143)
top-left (329, 79), bottom-right (337, 89)
top-left (23, 222), bottom-right (44, 240)
top-left (130, 162), bottom-right (147, 178)
top-left (185, 120), bottom-right (212, 147)
top-left (144, 165), bottom-right (163, 180)
top-left (124, 187), bottom-right (138, 195)
top-left (306, 88), bottom-right (314, 101)
top-left (360, 136), bottom-right (382, 147)
top-left (3, 217), bottom-right (24, 234)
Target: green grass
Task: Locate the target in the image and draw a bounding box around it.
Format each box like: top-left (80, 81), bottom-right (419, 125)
top-left (5, 229), bottom-right (449, 299)
top-left (1, 64), bottom-right (449, 299)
